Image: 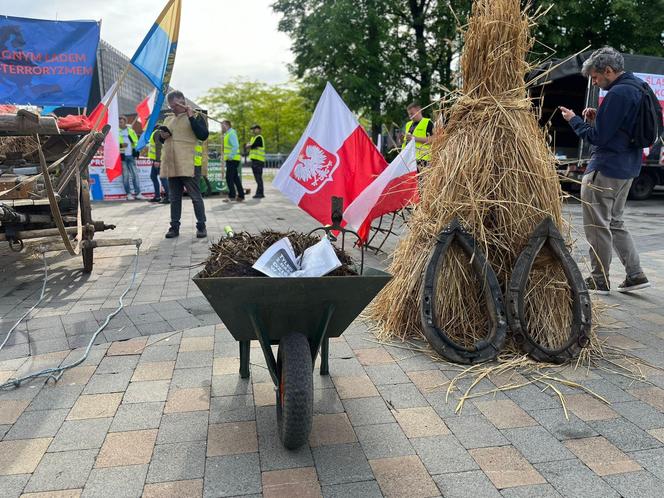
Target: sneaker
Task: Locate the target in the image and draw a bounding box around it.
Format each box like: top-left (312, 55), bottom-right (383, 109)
top-left (149, 197), bottom-right (161, 203)
top-left (617, 273), bottom-right (650, 293)
top-left (165, 227), bottom-right (179, 239)
top-left (252, 194), bottom-right (264, 199)
top-left (584, 276), bottom-right (610, 295)
top-left (136, 193), bottom-right (148, 200)
top-left (223, 198), bottom-right (235, 203)
top-left (196, 226), bottom-right (207, 238)
top-left (126, 193), bottom-right (135, 200)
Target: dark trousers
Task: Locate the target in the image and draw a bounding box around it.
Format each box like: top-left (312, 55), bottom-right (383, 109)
top-left (168, 173), bottom-right (206, 230)
top-left (225, 160), bottom-right (244, 199)
top-left (150, 164), bottom-right (169, 199)
top-left (251, 160), bottom-right (265, 197)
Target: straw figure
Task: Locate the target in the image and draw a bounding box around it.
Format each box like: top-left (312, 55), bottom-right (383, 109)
top-left (370, 0), bottom-right (585, 356)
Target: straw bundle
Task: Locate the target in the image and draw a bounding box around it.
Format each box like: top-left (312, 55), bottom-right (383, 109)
top-left (370, 0), bottom-right (580, 353)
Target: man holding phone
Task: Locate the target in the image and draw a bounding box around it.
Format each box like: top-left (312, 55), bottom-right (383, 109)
top-left (159, 90), bottom-right (209, 239)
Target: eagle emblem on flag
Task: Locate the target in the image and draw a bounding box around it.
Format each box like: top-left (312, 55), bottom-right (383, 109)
top-left (290, 138), bottom-right (338, 193)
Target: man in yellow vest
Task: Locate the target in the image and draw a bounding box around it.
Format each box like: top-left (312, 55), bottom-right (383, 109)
top-left (148, 127), bottom-right (169, 204)
top-left (245, 124), bottom-right (265, 198)
top-left (222, 119), bottom-right (245, 201)
top-left (402, 102), bottom-right (434, 170)
top-left (118, 116), bottom-right (144, 200)
top-left (159, 90), bottom-right (209, 239)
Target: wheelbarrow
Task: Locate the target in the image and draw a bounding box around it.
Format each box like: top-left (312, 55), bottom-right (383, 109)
top-left (193, 198), bottom-right (391, 449)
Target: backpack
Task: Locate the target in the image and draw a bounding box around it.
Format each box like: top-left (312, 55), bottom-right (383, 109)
top-left (618, 78), bottom-right (663, 148)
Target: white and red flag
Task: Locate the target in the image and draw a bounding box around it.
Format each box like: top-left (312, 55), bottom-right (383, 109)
top-left (88, 83), bottom-right (122, 182)
top-left (343, 139), bottom-right (419, 240)
top-left (273, 83), bottom-right (389, 226)
top-left (135, 89), bottom-right (157, 128)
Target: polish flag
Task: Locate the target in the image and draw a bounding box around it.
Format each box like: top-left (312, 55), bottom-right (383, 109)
top-left (273, 83), bottom-right (388, 226)
top-left (135, 89), bottom-right (157, 128)
top-left (343, 140), bottom-right (419, 240)
top-left (88, 83), bottom-right (122, 182)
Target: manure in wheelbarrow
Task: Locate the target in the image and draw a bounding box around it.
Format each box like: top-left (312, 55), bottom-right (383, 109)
top-left (198, 230), bottom-right (358, 278)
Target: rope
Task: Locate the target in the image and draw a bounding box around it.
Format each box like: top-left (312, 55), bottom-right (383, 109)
top-left (0, 242), bottom-right (141, 390)
top-left (0, 252), bottom-right (48, 352)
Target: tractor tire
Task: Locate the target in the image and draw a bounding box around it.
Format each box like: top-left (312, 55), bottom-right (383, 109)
top-left (276, 332), bottom-right (313, 450)
top-left (628, 173), bottom-right (655, 201)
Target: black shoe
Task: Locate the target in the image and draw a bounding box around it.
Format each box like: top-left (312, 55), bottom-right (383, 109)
top-left (196, 226), bottom-right (207, 238)
top-left (165, 227), bottom-right (179, 239)
top-left (150, 197), bottom-right (161, 203)
top-left (252, 194), bottom-right (264, 199)
top-left (223, 198), bottom-right (235, 203)
top-left (585, 276), bottom-right (610, 295)
top-left (236, 197), bottom-right (245, 202)
top-left (617, 273), bottom-right (650, 293)
top-left (161, 198), bottom-right (170, 204)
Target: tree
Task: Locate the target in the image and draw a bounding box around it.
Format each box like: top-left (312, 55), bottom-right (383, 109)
top-left (201, 79), bottom-right (311, 155)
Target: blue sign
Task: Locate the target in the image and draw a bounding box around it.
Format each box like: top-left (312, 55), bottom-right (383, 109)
top-left (0, 15), bottom-right (100, 106)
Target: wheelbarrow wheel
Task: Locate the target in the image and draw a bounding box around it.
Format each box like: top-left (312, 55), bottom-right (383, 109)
top-left (276, 332), bottom-right (313, 450)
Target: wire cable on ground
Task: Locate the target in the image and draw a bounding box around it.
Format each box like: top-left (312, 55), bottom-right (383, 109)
top-left (0, 252), bottom-right (48, 353)
top-left (0, 242), bottom-right (141, 390)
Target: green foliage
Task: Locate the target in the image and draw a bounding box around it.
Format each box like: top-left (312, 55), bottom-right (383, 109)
top-left (201, 79), bottom-right (312, 154)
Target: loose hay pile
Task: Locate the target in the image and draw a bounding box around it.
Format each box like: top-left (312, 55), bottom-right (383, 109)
top-left (370, 0), bottom-right (585, 355)
top-left (199, 230), bottom-right (357, 278)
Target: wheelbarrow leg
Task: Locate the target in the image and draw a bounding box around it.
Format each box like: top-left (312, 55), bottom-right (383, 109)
top-left (320, 337), bottom-right (329, 375)
top-left (239, 341), bottom-right (250, 378)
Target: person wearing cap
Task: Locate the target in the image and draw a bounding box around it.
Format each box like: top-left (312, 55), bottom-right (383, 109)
top-left (245, 124), bottom-right (265, 198)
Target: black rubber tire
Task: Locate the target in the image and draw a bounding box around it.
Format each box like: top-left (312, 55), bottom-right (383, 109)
top-left (628, 173), bottom-right (655, 200)
top-left (276, 332), bottom-right (313, 450)
top-left (82, 247), bottom-right (93, 273)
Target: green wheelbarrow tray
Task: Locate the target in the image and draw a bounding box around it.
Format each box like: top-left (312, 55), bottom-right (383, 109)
top-left (192, 267), bottom-right (391, 449)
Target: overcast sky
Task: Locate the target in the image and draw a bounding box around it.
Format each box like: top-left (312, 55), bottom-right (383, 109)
top-left (0, 0), bottom-right (294, 100)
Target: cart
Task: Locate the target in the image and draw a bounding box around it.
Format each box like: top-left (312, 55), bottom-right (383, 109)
top-left (193, 199), bottom-right (391, 449)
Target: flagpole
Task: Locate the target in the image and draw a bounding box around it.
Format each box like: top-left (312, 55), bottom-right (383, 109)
top-left (91, 63), bottom-right (131, 132)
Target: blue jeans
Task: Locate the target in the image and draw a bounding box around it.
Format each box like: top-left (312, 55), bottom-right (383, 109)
top-left (122, 156), bottom-right (141, 195)
top-left (150, 163), bottom-right (169, 199)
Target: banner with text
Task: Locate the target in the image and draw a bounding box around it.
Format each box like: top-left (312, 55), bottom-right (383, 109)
top-left (0, 15), bottom-right (100, 106)
top-left (90, 151), bottom-right (157, 200)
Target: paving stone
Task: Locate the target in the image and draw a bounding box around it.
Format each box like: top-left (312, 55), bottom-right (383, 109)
top-left (309, 413), bottom-right (357, 447)
top-left (96, 429), bottom-right (157, 468)
top-left (355, 423), bottom-right (414, 459)
top-left (56, 365), bottom-right (97, 386)
top-left (109, 401), bottom-right (164, 432)
top-left (474, 399), bottom-right (538, 429)
top-left (355, 347), bottom-right (395, 366)
top-left (138, 344), bottom-right (179, 362)
top-left (4, 409), bottom-right (68, 439)
top-left (122, 380), bottom-right (170, 403)
top-left (589, 418), bottom-right (662, 452)
top-left (501, 426), bottom-right (575, 464)
top-left (343, 397), bottom-right (395, 427)
top-left (377, 383), bottom-right (428, 409)
top-left (157, 410), bottom-right (209, 444)
top-left (106, 338), bottom-right (148, 356)
top-left (0, 438), bottom-right (52, 475)
top-left (406, 369), bottom-right (449, 394)
top-left (0, 424), bottom-right (9, 439)
top-left (81, 464), bottom-right (148, 497)
top-left (469, 445), bottom-right (547, 489)
top-left (253, 382), bottom-right (276, 406)
top-left (433, 470), bottom-right (502, 498)
top-left (258, 430), bottom-right (315, 471)
top-left (648, 428), bottom-right (664, 443)
top-left (602, 470), bottom-right (664, 498)
top-left (179, 336), bottom-right (214, 352)
top-left (579, 378), bottom-right (636, 403)
top-left (411, 434), bottom-right (479, 475)
top-left (0, 399), bottom-right (29, 424)
top-left (630, 447), bottom-right (664, 480)
top-left (500, 484), bottom-right (562, 498)
top-left (393, 406), bottom-right (449, 438)
top-left (504, 384), bottom-right (560, 411)
top-left (426, 391), bottom-right (480, 418)
top-left (209, 394), bottom-right (255, 423)
top-left (314, 387), bottom-right (344, 414)
top-left (207, 421), bottom-right (258, 456)
top-left (444, 415), bottom-right (509, 449)
top-left (164, 387), bottom-right (210, 413)
top-left (0, 474), bottom-right (30, 498)
top-left (170, 366), bottom-right (211, 388)
top-left (27, 385), bottom-right (84, 411)
top-left (68, 393), bottom-right (122, 420)
top-left (49, 418), bottom-right (113, 452)
top-left (211, 374), bottom-right (252, 397)
top-left (203, 453), bottom-right (261, 498)
top-left (365, 364), bottom-right (410, 386)
top-left (262, 466), bottom-right (321, 498)
top-left (327, 357), bottom-right (366, 377)
top-left (370, 455), bottom-right (439, 497)
top-left (95, 355), bottom-right (139, 374)
top-left (213, 357), bottom-right (241, 376)
top-left (332, 375), bottom-right (379, 399)
top-left (24, 449), bottom-right (97, 493)
top-left (142, 479), bottom-right (203, 498)
top-left (312, 442), bottom-right (374, 485)
top-left (175, 351), bottom-right (213, 370)
top-left (534, 459), bottom-right (620, 498)
top-left (130, 361), bottom-right (175, 382)
top-left (612, 400), bottom-right (664, 430)
top-left (146, 441), bottom-right (206, 483)
top-left (321, 480), bottom-right (383, 498)
top-left (529, 408), bottom-right (598, 440)
top-left (83, 371), bottom-right (133, 394)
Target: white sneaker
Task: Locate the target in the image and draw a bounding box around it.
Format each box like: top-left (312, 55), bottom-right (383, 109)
top-left (126, 193), bottom-right (135, 200)
top-left (136, 193), bottom-right (148, 200)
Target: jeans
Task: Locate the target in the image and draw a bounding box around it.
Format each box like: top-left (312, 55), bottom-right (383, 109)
top-left (225, 160), bottom-right (244, 199)
top-left (168, 172), bottom-right (206, 230)
top-left (581, 170), bottom-right (643, 282)
top-left (122, 156), bottom-right (141, 195)
top-left (150, 163), bottom-right (169, 199)
top-left (251, 160), bottom-right (264, 196)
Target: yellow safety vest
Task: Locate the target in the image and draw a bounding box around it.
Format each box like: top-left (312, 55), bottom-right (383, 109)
top-left (402, 118), bottom-right (431, 161)
top-left (194, 142), bottom-right (203, 167)
top-left (118, 127), bottom-right (138, 150)
top-left (223, 129), bottom-right (241, 161)
top-left (148, 130), bottom-right (158, 160)
top-left (248, 134), bottom-right (265, 162)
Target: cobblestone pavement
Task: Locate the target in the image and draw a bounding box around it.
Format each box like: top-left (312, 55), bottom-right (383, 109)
top-left (1, 181), bottom-right (664, 497)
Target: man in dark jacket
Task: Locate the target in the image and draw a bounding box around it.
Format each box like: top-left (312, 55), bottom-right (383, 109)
top-left (560, 47), bottom-right (650, 294)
